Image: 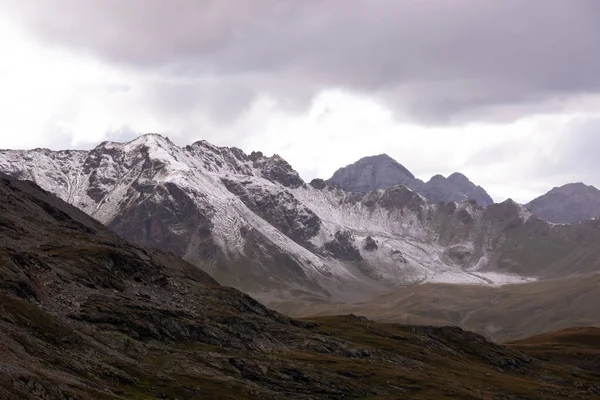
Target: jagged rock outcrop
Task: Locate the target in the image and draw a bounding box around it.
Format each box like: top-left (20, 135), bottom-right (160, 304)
top-left (526, 182), bottom-right (600, 223)
top-left (309, 178), bottom-right (328, 190)
top-left (324, 230), bottom-right (363, 261)
top-left (251, 151), bottom-right (305, 188)
top-left (363, 236), bottom-right (378, 251)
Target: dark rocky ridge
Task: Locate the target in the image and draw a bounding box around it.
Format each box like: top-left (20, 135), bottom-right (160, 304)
top-left (419, 172), bottom-right (494, 205)
top-left (327, 153), bottom-right (494, 206)
top-left (328, 154), bottom-right (418, 193)
top-left (1, 173), bottom-right (599, 399)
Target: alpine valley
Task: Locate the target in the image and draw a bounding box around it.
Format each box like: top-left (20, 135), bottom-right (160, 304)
top-left (1, 134), bottom-right (600, 342)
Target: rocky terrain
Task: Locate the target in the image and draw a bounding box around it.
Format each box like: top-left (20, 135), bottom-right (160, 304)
top-left (527, 182), bottom-right (600, 223)
top-left (1, 173), bottom-right (600, 399)
top-left (327, 153), bottom-right (494, 205)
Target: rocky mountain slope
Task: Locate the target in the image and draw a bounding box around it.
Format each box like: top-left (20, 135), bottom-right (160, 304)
top-left (1, 173), bottom-right (600, 399)
top-left (327, 153), bottom-right (494, 205)
top-left (2, 134), bottom-right (600, 305)
top-left (527, 182), bottom-right (600, 223)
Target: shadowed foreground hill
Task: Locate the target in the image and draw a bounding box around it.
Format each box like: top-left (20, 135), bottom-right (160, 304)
top-left (0, 173), bottom-right (599, 399)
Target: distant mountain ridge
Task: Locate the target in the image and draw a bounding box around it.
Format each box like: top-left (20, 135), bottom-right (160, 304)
top-left (526, 182), bottom-right (600, 224)
top-left (418, 172), bottom-right (494, 206)
top-left (327, 154), bottom-right (494, 206)
top-left (327, 154), bottom-right (418, 192)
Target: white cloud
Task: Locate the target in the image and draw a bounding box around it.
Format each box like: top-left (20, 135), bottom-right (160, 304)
top-left (0, 11), bottom-right (172, 148)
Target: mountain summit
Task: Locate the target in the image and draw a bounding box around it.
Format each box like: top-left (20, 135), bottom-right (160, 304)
top-left (527, 182), bottom-right (600, 223)
top-left (328, 154), bottom-right (417, 192)
top-left (327, 154), bottom-right (493, 206)
top-left (418, 172), bottom-right (494, 206)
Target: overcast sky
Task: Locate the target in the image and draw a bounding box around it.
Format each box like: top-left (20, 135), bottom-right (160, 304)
top-left (1, 0), bottom-right (600, 203)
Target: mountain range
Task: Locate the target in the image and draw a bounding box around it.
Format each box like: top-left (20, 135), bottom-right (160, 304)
top-left (1, 134), bottom-right (600, 342)
top-left (2, 172), bottom-right (599, 399)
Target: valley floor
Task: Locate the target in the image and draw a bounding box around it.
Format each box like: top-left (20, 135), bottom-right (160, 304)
top-left (272, 273), bottom-right (600, 343)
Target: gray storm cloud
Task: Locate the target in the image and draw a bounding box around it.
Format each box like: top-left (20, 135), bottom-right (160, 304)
top-left (3, 0), bottom-right (600, 123)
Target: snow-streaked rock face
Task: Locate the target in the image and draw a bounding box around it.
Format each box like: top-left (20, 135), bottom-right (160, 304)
top-left (3, 134), bottom-right (600, 303)
top-left (327, 154), bottom-right (494, 206)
